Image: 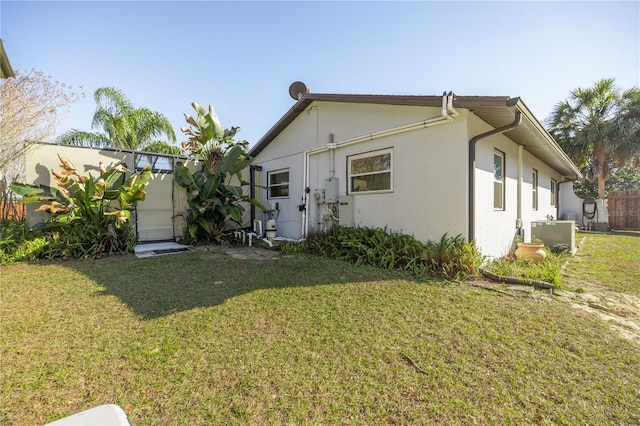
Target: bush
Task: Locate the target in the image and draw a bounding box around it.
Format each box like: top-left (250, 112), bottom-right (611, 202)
top-left (10, 154), bottom-right (150, 259)
top-left (0, 219), bottom-right (48, 264)
top-left (0, 217), bottom-right (136, 263)
top-left (486, 249), bottom-right (567, 287)
top-left (281, 227), bottom-right (484, 280)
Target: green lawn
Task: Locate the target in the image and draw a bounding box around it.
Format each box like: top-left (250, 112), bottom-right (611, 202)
top-left (563, 231), bottom-right (640, 294)
top-left (2, 244), bottom-right (639, 425)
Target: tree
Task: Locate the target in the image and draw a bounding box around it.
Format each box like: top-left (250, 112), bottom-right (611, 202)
top-left (58, 86), bottom-right (179, 154)
top-left (572, 164), bottom-right (640, 199)
top-left (547, 78), bottom-right (640, 199)
top-left (0, 69), bottom-right (83, 218)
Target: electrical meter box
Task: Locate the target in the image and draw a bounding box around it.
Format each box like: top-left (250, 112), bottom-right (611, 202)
top-left (338, 195), bottom-right (354, 227)
top-left (325, 177), bottom-right (339, 203)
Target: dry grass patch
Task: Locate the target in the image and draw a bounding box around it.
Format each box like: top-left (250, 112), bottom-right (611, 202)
top-left (2, 252), bottom-right (639, 425)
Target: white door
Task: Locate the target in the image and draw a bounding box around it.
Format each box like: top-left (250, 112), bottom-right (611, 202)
top-left (135, 155), bottom-right (175, 242)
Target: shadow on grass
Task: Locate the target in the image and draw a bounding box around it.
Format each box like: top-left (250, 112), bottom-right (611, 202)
top-left (67, 249), bottom-right (415, 320)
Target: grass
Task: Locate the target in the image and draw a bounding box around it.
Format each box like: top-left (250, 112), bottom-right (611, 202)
top-left (563, 231), bottom-right (640, 294)
top-left (2, 249), bottom-right (640, 425)
top-left (486, 250), bottom-right (567, 287)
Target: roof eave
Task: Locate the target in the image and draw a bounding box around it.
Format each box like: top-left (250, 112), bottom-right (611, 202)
top-left (509, 98), bottom-right (583, 180)
top-left (0, 39), bottom-right (15, 79)
top-left (249, 95), bottom-right (314, 157)
top-left (249, 93), bottom-right (583, 181)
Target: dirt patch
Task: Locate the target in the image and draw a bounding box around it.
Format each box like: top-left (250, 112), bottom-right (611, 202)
top-left (470, 278), bottom-right (640, 346)
top-left (559, 281), bottom-right (640, 346)
top-left (195, 245), bottom-right (282, 261)
top-left (556, 234), bottom-right (640, 346)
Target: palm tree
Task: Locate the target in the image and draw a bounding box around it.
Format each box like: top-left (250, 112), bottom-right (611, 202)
top-left (58, 87), bottom-right (179, 154)
top-left (547, 78), bottom-right (640, 199)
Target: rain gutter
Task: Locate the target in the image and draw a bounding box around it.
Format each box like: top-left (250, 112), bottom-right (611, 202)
top-left (468, 109), bottom-right (522, 242)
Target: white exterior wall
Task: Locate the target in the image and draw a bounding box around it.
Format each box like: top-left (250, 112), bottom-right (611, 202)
top-left (252, 102), bottom-right (469, 243)
top-left (25, 144), bottom-right (137, 226)
top-left (471, 114), bottom-right (565, 258)
top-left (558, 182), bottom-right (610, 229)
top-left (253, 102), bottom-right (573, 259)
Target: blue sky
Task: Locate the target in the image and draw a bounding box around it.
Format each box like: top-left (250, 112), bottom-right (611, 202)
top-left (2, 1), bottom-right (639, 148)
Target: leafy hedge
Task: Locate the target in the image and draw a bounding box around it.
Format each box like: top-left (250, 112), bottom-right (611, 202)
top-left (280, 226), bottom-right (484, 280)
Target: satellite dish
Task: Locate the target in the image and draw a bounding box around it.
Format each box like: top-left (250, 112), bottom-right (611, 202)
top-left (289, 81), bottom-right (309, 100)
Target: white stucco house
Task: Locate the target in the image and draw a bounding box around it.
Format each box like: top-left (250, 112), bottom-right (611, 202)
top-left (248, 88), bottom-right (582, 259)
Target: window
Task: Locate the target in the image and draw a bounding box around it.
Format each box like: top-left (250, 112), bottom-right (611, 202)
top-left (135, 154), bottom-right (173, 172)
top-left (268, 169), bottom-right (289, 198)
top-left (348, 148), bottom-right (392, 193)
top-left (493, 150), bottom-right (505, 210)
top-left (550, 178), bottom-right (557, 206)
top-left (532, 169), bottom-right (538, 210)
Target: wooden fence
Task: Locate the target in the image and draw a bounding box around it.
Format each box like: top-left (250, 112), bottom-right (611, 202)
top-left (0, 201), bottom-right (25, 221)
top-left (608, 190), bottom-right (640, 230)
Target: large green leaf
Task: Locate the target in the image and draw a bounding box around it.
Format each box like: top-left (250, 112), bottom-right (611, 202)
top-left (201, 174), bottom-right (220, 201)
top-left (221, 184), bottom-right (243, 198)
top-left (174, 162), bottom-right (195, 188)
top-left (102, 168), bottom-right (126, 189)
top-left (196, 217), bottom-right (213, 235)
top-left (220, 145), bottom-right (245, 175)
top-left (9, 182), bottom-right (44, 198)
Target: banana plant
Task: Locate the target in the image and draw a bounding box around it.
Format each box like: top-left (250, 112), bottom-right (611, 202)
top-left (175, 103), bottom-right (264, 244)
top-left (10, 154), bottom-right (151, 258)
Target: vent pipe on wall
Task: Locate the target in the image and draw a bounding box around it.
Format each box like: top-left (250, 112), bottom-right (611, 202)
top-left (468, 111), bottom-right (522, 242)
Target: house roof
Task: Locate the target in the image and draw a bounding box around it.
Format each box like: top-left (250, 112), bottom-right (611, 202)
top-left (0, 39), bottom-right (15, 79)
top-left (249, 92), bottom-right (582, 179)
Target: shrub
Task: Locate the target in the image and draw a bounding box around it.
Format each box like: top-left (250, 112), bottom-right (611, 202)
top-left (0, 219), bottom-right (45, 264)
top-left (10, 154), bottom-right (150, 259)
top-left (485, 250), bottom-right (567, 287)
top-left (283, 227), bottom-right (484, 280)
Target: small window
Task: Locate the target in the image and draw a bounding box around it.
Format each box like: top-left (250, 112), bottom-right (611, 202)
top-left (532, 169), bottom-right (538, 210)
top-left (268, 169), bottom-right (289, 198)
top-left (135, 154), bottom-right (173, 173)
top-left (348, 148), bottom-right (392, 193)
top-left (550, 178), bottom-right (557, 206)
top-left (493, 150), bottom-right (505, 210)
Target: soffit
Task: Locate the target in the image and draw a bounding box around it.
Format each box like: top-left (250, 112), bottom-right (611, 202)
top-left (249, 93), bottom-right (580, 179)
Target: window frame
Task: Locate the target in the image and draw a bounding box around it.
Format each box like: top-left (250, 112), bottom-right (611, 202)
top-left (550, 178), bottom-right (557, 206)
top-left (267, 169), bottom-right (290, 199)
top-left (135, 153), bottom-right (174, 173)
top-left (347, 148), bottom-right (393, 194)
top-left (532, 168), bottom-right (539, 211)
top-left (493, 150), bottom-right (505, 211)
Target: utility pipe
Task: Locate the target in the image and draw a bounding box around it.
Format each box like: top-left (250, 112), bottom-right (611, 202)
top-left (468, 111), bottom-right (522, 242)
top-left (517, 144), bottom-right (523, 237)
top-left (301, 92), bottom-right (460, 237)
top-left (329, 133), bottom-right (336, 178)
top-left (249, 165), bottom-right (262, 232)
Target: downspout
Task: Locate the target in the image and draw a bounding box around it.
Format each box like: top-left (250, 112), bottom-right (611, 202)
top-left (249, 165), bottom-right (262, 230)
top-left (329, 133), bottom-right (336, 178)
top-left (301, 92), bottom-right (459, 238)
top-left (468, 111), bottom-right (522, 242)
top-left (517, 144), bottom-right (523, 238)
top-left (301, 150), bottom-right (308, 237)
